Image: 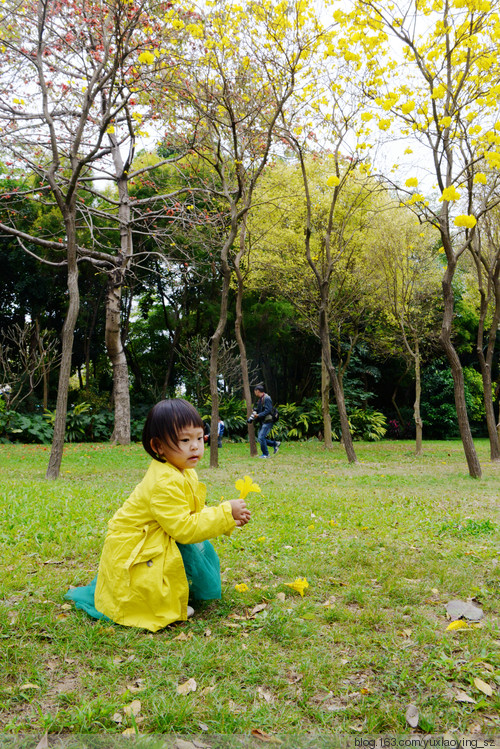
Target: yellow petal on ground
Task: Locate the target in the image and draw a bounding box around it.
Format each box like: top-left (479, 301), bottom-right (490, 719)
top-left (284, 578), bottom-right (309, 596)
top-left (446, 619), bottom-right (469, 631)
top-left (235, 583), bottom-right (249, 593)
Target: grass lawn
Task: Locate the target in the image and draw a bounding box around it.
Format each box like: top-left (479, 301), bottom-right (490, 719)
top-left (0, 438), bottom-right (499, 738)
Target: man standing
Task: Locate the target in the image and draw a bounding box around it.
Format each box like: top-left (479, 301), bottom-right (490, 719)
top-left (217, 417), bottom-right (225, 448)
top-left (251, 384), bottom-right (280, 459)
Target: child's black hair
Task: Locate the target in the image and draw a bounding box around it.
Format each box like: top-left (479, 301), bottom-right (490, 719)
top-left (142, 399), bottom-right (204, 461)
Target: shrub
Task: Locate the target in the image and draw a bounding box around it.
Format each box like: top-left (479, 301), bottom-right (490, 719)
top-left (349, 408), bottom-right (387, 441)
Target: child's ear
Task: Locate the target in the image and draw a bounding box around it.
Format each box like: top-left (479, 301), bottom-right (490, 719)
top-left (150, 438), bottom-right (162, 458)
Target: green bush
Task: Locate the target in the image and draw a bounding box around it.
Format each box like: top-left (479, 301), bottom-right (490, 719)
top-left (0, 410), bottom-right (53, 443)
top-left (421, 363), bottom-right (487, 439)
top-left (348, 408), bottom-right (387, 441)
top-left (201, 396), bottom-right (248, 437)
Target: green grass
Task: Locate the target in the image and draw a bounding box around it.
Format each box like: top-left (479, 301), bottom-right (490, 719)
top-left (1, 439), bottom-right (499, 737)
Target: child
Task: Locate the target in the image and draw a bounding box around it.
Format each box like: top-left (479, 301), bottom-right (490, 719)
top-left (65, 399), bottom-right (251, 632)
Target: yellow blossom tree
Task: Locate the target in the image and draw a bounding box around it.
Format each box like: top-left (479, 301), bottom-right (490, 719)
top-left (154, 0), bottom-right (329, 467)
top-left (342, 0), bottom-right (500, 477)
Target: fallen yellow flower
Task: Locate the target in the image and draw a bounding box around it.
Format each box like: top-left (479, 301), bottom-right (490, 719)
top-left (235, 583), bottom-right (249, 593)
top-left (284, 578), bottom-right (309, 596)
top-left (446, 619), bottom-right (469, 631)
top-left (235, 475), bottom-right (261, 499)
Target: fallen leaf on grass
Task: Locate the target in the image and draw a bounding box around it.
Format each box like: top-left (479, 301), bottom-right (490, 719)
top-left (201, 685), bottom-right (216, 695)
top-left (125, 679), bottom-right (145, 693)
top-left (251, 729), bottom-right (283, 744)
top-left (322, 596), bottom-right (336, 607)
top-left (20, 683), bottom-right (40, 690)
top-left (176, 678), bottom-right (197, 695)
top-left (455, 690), bottom-right (476, 704)
top-left (250, 603), bottom-right (267, 617)
top-left (35, 734), bottom-right (48, 749)
top-left (446, 599), bottom-right (483, 621)
top-left (122, 728), bottom-right (136, 737)
top-left (112, 713), bottom-right (123, 725)
top-left (123, 699), bottom-right (141, 717)
top-left (174, 631), bottom-right (193, 641)
top-left (257, 686), bottom-right (274, 703)
top-left (175, 740), bottom-right (204, 749)
top-left (286, 670), bottom-right (304, 684)
top-left (474, 678), bottom-right (493, 697)
top-left (405, 704), bottom-right (419, 728)
top-left (276, 592), bottom-right (286, 602)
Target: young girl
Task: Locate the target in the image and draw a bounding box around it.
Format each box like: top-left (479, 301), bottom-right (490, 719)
top-left (66, 399), bottom-right (251, 632)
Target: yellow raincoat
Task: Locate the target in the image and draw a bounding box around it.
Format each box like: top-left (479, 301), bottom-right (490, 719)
top-left (95, 460), bottom-right (236, 632)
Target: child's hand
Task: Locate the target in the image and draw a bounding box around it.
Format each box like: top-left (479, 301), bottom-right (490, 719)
top-left (230, 499), bottom-right (251, 527)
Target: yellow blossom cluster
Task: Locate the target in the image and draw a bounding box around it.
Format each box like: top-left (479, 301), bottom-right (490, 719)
top-left (439, 186), bottom-right (461, 202)
top-left (454, 214), bottom-right (477, 228)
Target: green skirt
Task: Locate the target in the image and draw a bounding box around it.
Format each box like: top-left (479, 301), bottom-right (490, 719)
top-left (64, 540), bottom-right (221, 621)
top-left (177, 539), bottom-right (222, 601)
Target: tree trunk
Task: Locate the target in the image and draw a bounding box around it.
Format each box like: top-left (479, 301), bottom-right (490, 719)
top-left (209, 243), bottom-right (234, 468)
top-left (46, 216), bottom-right (79, 479)
top-left (414, 340), bottom-right (423, 456)
top-left (321, 355), bottom-right (333, 449)
top-left (106, 137), bottom-right (132, 445)
top-left (475, 275), bottom-right (500, 462)
top-left (106, 268), bottom-right (130, 444)
top-left (234, 226), bottom-right (257, 456)
top-left (440, 263), bottom-right (481, 478)
top-left (319, 306), bottom-right (357, 463)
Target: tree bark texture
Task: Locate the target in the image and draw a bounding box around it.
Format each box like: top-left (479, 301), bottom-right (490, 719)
top-left (321, 355), bottom-right (333, 449)
top-left (439, 260), bottom-right (482, 478)
top-left (319, 304), bottom-right (357, 464)
top-left (234, 226), bottom-right (258, 456)
top-left (46, 216), bottom-right (79, 479)
top-left (413, 340), bottom-right (423, 456)
top-left (209, 238), bottom-right (235, 468)
top-left (105, 154), bottom-right (132, 445)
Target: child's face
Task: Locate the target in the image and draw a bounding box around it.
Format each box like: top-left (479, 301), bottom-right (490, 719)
top-left (154, 424), bottom-right (205, 473)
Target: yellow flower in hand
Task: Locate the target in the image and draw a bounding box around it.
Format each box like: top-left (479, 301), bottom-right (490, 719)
top-left (284, 578), bottom-right (309, 597)
top-left (235, 583), bottom-right (249, 593)
top-left (235, 475), bottom-right (261, 499)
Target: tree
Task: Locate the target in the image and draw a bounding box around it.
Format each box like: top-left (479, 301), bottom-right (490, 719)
top-left (158, 0), bottom-right (329, 466)
top-left (249, 144), bottom-right (383, 462)
top-left (0, 0), bottom-right (184, 475)
top-left (470, 207), bottom-right (500, 460)
top-left (348, 0), bottom-right (500, 476)
top-left (371, 207), bottom-right (442, 454)
top-left (0, 322), bottom-right (59, 409)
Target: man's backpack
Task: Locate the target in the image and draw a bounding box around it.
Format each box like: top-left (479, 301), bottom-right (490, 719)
top-left (271, 406), bottom-right (279, 423)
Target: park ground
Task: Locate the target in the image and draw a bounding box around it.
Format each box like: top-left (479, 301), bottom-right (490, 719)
top-left (0, 439), bottom-right (499, 739)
